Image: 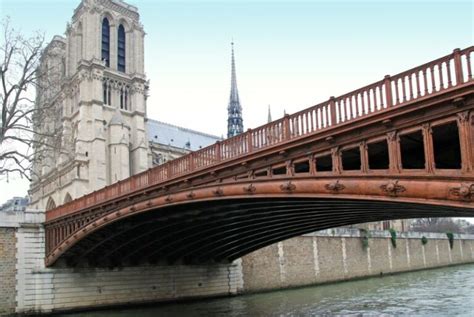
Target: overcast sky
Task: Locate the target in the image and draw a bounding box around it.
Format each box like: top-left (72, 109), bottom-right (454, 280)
top-left (0, 0), bottom-right (473, 221)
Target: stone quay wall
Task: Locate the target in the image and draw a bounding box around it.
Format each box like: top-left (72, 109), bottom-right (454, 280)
top-left (0, 210), bottom-right (244, 315)
top-left (1, 209), bottom-right (474, 315)
top-left (0, 210), bottom-right (44, 316)
top-left (241, 229), bottom-right (474, 292)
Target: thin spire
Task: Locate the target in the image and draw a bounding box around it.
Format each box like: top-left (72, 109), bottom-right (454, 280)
top-left (227, 41), bottom-right (244, 138)
top-left (267, 105), bottom-right (272, 123)
top-left (229, 42), bottom-right (239, 104)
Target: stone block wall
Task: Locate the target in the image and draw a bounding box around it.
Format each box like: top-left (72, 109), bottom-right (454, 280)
top-left (241, 229), bottom-right (474, 293)
top-left (0, 227), bottom-right (16, 315)
top-left (14, 224), bottom-right (243, 314)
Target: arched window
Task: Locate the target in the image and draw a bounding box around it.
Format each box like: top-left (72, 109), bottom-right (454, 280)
top-left (103, 81), bottom-right (111, 105)
top-left (103, 81), bottom-right (108, 104)
top-left (119, 86), bottom-right (129, 110)
top-left (63, 193), bottom-right (72, 204)
top-left (120, 87), bottom-right (127, 109)
top-left (117, 24), bottom-right (126, 72)
top-left (124, 89), bottom-right (128, 110)
top-left (46, 197), bottom-right (56, 211)
top-left (101, 18), bottom-right (110, 67)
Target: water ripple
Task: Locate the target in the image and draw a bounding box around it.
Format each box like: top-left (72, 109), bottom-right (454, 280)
top-left (60, 264), bottom-right (474, 317)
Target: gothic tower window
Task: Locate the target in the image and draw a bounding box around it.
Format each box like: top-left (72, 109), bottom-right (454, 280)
top-left (124, 89), bottom-right (128, 110)
top-left (108, 83), bottom-right (111, 105)
top-left (119, 86), bottom-right (129, 110)
top-left (120, 87), bottom-right (125, 109)
top-left (101, 18), bottom-right (110, 67)
top-left (103, 81), bottom-right (108, 105)
top-left (103, 81), bottom-right (112, 106)
top-left (117, 25), bottom-right (126, 72)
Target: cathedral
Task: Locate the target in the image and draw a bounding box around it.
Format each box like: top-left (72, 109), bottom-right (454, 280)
top-left (27, 0), bottom-right (408, 232)
top-left (29, 0), bottom-right (220, 210)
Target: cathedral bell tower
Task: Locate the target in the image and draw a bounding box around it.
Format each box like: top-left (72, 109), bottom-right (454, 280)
top-left (29, 0), bottom-right (149, 210)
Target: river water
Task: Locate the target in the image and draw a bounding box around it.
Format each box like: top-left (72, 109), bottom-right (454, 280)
top-left (61, 264), bottom-right (474, 317)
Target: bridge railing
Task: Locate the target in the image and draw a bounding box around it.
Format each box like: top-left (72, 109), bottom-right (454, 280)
top-left (46, 46), bottom-right (474, 221)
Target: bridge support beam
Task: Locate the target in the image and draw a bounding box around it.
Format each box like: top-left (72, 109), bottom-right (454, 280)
top-left (457, 110), bottom-right (473, 172)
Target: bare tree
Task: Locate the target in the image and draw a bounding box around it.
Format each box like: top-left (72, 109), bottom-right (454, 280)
top-left (466, 225), bottom-right (474, 234)
top-left (412, 217), bottom-right (463, 233)
top-left (0, 17), bottom-right (61, 182)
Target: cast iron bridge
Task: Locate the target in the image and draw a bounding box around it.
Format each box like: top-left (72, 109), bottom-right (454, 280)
top-left (45, 47), bottom-right (474, 267)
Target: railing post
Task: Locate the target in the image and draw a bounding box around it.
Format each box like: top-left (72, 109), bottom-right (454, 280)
top-left (215, 141), bottom-right (221, 162)
top-left (384, 75), bottom-right (393, 107)
top-left (167, 162), bottom-right (172, 179)
top-left (329, 96), bottom-right (336, 126)
top-left (189, 152), bottom-right (195, 171)
top-left (453, 48), bottom-right (464, 85)
top-left (283, 114), bottom-right (291, 140)
top-left (247, 129), bottom-right (253, 152)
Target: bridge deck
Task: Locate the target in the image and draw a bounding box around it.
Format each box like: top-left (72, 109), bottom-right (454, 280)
top-left (47, 46), bottom-right (474, 222)
top-left (44, 47), bottom-right (474, 267)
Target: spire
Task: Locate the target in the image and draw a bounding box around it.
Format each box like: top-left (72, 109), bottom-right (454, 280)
top-left (267, 105), bottom-right (272, 123)
top-left (227, 42), bottom-right (244, 138)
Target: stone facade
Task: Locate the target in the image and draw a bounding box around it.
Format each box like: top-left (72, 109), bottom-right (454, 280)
top-left (29, 0), bottom-right (148, 211)
top-left (27, 0), bottom-right (222, 212)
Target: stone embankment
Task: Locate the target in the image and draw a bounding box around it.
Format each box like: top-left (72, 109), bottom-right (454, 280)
top-left (1, 210), bottom-right (473, 315)
top-left (242, 228), bottom-right (474, 292)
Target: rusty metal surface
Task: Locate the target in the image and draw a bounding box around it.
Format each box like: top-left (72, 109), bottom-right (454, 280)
top-left (44, 47), bottom-right (474, 267)
top-left (47, 196), bottom-right (473, 267)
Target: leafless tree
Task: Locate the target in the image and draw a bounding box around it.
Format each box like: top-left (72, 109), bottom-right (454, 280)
top-left (466, 225), bottom-right (474, 234)
top-left (411, 217), bottom-right (463, 233)
top-left (0, 17), bottom-right (62, 182)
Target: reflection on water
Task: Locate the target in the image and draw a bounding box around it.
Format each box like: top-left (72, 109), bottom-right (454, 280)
top-left (60, 264), bottom-right (474, 317)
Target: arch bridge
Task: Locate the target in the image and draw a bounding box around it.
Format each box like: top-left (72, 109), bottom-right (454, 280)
top-left (45, 47), bottom-right (474, 267)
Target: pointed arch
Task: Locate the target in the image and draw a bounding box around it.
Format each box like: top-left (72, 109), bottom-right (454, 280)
top-left (46, 197), bottom-right (56, 211)
top-left (117, 24), bottom-right (126, 72)
top-left (64, 193), bottom-right (72, 204)
top-left (76, 21), bottom-right (83, 62)
top-left (101, 18), bottom-right (110, 67)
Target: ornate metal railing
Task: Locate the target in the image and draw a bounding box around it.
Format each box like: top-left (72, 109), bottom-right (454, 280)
top-left (46, 47), bottom-right (474, 221)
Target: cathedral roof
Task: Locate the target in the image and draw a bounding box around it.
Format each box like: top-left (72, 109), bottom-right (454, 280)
top-left (147, 119), bottom-right (222, 151)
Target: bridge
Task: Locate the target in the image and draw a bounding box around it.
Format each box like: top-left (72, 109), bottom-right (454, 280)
top-left (45, 47), bottom-right (474, 267)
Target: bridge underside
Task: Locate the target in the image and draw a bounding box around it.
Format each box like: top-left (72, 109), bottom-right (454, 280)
top-left (58, 197), bottom-right (473, 267)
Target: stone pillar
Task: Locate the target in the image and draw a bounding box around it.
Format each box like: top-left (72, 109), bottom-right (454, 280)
top-left (0, 209), bottom-right (45, 314)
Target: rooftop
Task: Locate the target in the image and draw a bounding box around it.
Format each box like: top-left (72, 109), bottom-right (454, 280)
top-left (147, 119), bottom-right (222, 152)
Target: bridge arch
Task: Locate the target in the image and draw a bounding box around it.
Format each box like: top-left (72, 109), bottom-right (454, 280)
top-left (44, 177), bottom-right (474, 267)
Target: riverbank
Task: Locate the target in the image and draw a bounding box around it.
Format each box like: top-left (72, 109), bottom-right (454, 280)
top-left (1, 212), bottom-right (474, 315)
top-left (241, 228), bottom-right (474, 293)
top-left (56, 263), bottom-right (474, 316)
